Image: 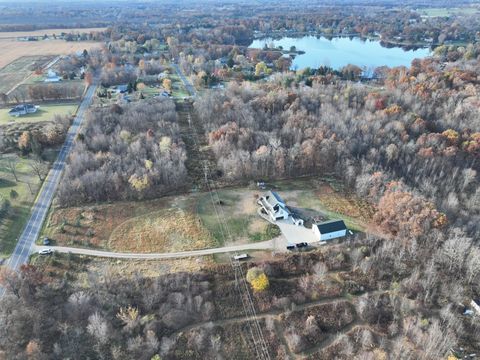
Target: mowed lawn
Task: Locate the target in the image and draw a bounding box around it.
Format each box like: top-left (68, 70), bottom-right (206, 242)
top-left (0, 154), bottom-right (46, 257)
top-left (0, 103), bottom-right (79, 125)
top-left (196, 189), bottom-right (280, 246)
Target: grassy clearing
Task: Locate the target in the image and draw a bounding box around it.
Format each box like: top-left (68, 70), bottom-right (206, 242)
top-left (42, 176), bottom-right (372, 254)
top-left (196, 189), bottom-right (279, 246)
top-left (0, 153), bottom-right (49, 257)
top-left (43, 187), bottom-right (278, 252)
top-left (169, 72), bottom-right (191, 98)
top-left (0, 103), bottom-right (78, 124)
top-left (108, 209), bottom-right (214, 252)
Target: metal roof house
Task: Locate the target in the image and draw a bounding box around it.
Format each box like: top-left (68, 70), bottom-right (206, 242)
top-left (312, 219), bottom-right (347, 241)
top-left (258, 191), bottom-right (291, 222)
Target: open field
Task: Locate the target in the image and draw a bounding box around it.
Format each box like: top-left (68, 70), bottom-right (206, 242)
top-left (0, 27), bottom-right (107, 39)
top-left (0, 103), bottom-right (79, 125)
top-left (0, 55), bottom-right (54, 93)
top-left (0, 154), bottom-right (48, 257)
top-left (0, 38), bottom-right (101, 69)
top-left (416, 7), bottom-right (479, 17)
top-left (196, 188), bottom-right (281, 246)
top-left (41, 188), bottom-right (275, 252)
top-left (41, 177), bottom-right (373, 253)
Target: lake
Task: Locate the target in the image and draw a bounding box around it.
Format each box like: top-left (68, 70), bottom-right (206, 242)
top-left (249, 36), bottom-right (431, 72)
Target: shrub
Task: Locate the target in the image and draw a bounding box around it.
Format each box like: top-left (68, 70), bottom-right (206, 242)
top-left (246, 267), bottom-right (269, 292)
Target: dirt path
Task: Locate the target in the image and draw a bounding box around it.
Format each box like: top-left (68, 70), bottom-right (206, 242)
top-left (176, 101), bottom-right (217, 188)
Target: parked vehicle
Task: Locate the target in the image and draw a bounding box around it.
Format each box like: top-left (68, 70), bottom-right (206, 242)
top-left (43, 237), bottom-right (51, 245)
top-left (296, 242), bottom-right (308, 248)
top-left (38, 249), bottom-right (53, 255)
top-left (286, 244), bottom-right (295, 250)
top-left (233, 253), bottom-right (249, 260)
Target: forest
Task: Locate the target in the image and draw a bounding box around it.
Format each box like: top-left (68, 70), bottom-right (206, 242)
top-left (57, 100), bottom-right (187, 206)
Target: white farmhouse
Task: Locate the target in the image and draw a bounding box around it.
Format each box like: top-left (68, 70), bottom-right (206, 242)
top-left (258, 191), bottom-right (291, 222)
top-left (312, 220), bottom-right (347, 241)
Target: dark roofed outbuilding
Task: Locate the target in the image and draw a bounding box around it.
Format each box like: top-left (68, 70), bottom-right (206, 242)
top-left (312, 219), bottom-right (347, 241)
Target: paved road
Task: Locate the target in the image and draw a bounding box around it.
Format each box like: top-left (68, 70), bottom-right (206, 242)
top-left (172, 63), bottom-right (196, 97)
top-left (0, 85), bottom-right (96, 297)
top-left (35, 237), bottom-right (285, 260)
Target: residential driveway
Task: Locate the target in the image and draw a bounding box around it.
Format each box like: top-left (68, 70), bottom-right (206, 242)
top-left (276, 218), bottom-right (319, 244)
top-left (35, 236), bottom-right (288, 259)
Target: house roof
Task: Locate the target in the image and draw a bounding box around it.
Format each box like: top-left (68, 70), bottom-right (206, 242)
top-left (265, 191), bottom-right (285, 207)
top-left (315, 220), bottom-right (347, 234)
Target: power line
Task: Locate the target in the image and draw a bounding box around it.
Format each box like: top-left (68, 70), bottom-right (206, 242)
top-left (182, 104), bottom-right (270, 360)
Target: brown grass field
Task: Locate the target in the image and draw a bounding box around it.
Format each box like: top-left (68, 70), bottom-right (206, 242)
top-left (0, 39), bottom-right (102, 69)
top-left (0, 27), bottom-right (107, 39)
top-left (42, 179), bottom-right (375, 254)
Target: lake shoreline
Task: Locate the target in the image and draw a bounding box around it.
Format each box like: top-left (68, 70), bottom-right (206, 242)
top-left (249, 35), bottom-right (432, 71)
top-left (252, 31), bottom-right (441, 50)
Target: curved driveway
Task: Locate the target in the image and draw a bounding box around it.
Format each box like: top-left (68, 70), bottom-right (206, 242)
top-left (35, 237), bottom-right (283, 260)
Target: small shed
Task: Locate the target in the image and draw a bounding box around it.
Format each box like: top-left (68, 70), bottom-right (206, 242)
top-left (312, 220), bottom-right (347, 241)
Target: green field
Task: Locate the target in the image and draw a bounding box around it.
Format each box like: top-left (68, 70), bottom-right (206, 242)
top-left (0, 103), bottom-right (78, 124)
top-left (196, 189), bottom-right (280, 246)
top-left (0, 154), bottom-right (50, 257)
top-left (169, 72), bottom-right (191, 98)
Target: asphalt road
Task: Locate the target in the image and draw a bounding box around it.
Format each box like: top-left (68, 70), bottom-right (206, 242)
top-left (35, 237), bottom-right (285, 260)
top-left (172, 63), bottom-right (196, 97)
top-left (0, 85), bottom-right (96, 297)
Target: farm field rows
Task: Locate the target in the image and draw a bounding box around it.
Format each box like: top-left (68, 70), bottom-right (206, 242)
top-left (0, 38), bottom-right (101, 69)
top-left (0, 55), bottom-right (54, 94)
top-left (0, 27), bottom-right (107, 39)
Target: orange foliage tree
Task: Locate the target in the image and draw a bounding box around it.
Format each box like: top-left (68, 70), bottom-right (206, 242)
top-left (374, 183), bottom-right (447, 237)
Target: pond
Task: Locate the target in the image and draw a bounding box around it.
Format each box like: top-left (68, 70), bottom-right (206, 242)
top-left (249, 36), bottom-right (431, 72)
